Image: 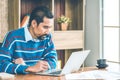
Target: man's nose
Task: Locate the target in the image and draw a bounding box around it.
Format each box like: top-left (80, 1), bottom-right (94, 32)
top-left (45, 29), bottom-right (51, 34)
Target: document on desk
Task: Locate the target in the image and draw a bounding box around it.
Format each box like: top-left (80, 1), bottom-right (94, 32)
top-left (65, 70), bottom-right (120, 80)
top-left (0, 72), bottom-right (15, 80)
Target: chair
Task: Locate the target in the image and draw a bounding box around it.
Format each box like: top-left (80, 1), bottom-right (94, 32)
top-left (20, 14), bottom-right (30, 27)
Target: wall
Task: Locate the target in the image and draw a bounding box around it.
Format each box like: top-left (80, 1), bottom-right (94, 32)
top-left (0, 0), bottom-right (8, 42)
top-left (84, 0), bottom-right (101, 66)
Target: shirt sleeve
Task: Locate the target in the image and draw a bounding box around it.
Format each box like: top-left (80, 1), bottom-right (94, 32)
top-left (0, 32), bottom-right (29, 74)
top-left (42, 34), bottom-right (58, 69)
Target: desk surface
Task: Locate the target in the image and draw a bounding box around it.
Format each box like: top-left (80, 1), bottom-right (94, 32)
top-left (14, 67), bottom-right (102, 80)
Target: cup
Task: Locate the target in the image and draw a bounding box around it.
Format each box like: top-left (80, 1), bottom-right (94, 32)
top-left (96, 59), bottom-right (108, 69)
top-left (97, 59), bottom-right (106, 65)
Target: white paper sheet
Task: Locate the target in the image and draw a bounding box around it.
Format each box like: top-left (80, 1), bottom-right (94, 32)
top-left (0, 72), bottom-right (15, 80)
top-left (65, 70), bottom-right (120, 80)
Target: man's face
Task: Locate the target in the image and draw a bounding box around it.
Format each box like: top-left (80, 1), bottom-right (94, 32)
top-left (31, 17), bottom-right (53, 39)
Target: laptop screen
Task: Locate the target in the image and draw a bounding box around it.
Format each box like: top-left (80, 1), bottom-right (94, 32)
top-left (61, 50), bottom-right (90, 74)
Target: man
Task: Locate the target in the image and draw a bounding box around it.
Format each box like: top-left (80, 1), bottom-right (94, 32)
top-left (0, 6), bottom-right (57, 74)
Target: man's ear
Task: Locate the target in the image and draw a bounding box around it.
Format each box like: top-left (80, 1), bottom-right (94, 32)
top-left (31, 20), bottom-right (37, 27)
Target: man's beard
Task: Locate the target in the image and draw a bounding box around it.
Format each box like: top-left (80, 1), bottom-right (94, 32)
top-left (37, 34), bottom-right (47, 40)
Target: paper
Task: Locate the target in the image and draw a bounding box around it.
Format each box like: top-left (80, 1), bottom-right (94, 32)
top-left (0, 72), bottom-right (15, 80)
top-left (65, 70), bottom-right (120, 80)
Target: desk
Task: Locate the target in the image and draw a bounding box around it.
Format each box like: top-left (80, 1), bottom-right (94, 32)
top-left (15, 74), bottom-right (66, 80)
top-left (14, 67), bottom-right (100, 80)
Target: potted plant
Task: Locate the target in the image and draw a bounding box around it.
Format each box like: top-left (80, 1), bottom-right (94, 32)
top-left (57, 15), bottom-right (72, 31)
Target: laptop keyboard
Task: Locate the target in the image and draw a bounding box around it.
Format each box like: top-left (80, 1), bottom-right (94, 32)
top-left (49, 70), bottom-right (61, 74)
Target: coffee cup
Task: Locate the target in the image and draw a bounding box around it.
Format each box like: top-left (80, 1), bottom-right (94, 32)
top-left (97, 59), bottom-right (106, 65)
top-left (96, 59), bottom-right (108, 69)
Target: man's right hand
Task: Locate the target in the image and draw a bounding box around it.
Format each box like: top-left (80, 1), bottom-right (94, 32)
top-left (25, 60), bottom-right (49, 73)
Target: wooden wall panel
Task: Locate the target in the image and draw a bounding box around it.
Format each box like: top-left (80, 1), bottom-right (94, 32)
top-left (21, 0), bottom-right (51, 22)
top-left (8, 0), bottom-right (19, 30)
top-left (54, 0), bottom-right (65, 30)
top-left (53, 31), bottom-right (84, 50)
top-left (65, 0), bottom-right (83, 30)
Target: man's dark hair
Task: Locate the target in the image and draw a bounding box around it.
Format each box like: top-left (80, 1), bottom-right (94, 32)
top-left (28, 6), bottom-right (53, 27)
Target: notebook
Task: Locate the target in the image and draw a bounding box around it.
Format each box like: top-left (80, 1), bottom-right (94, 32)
top-left (35, 50), bottom-right (90, 76)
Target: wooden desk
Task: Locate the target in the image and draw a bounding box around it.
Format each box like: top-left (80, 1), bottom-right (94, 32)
top-left (15, 74), bottom-right (66, 80)
top-left (14, 67), bottom-right (101, 80)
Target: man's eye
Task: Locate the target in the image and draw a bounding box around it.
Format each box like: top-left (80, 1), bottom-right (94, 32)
top-left (43, 26), bottom-right (49, 29)
top-left (43, 26), bottom-right (51, 29)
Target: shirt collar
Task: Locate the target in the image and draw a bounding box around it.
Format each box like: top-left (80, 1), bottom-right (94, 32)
top-left (24, 26), bottom-right (40, 42)
top-left (24, 26), bottom-right (33, 41)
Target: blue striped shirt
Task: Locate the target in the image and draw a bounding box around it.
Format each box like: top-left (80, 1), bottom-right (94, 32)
top-left (0, 27), bottom-right (57, 74)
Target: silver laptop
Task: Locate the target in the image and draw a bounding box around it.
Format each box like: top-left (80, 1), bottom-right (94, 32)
top-left (35, 50), bottom-right (90, 76)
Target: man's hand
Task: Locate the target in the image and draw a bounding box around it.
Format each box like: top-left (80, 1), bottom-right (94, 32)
top-left (13, 58), bottom-right (26, 65)
top-left (25, 60), bottom-right (49, 73)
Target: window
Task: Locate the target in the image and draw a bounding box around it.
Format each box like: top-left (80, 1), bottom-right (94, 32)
top-left (103, 0), bottom-right (120, 72)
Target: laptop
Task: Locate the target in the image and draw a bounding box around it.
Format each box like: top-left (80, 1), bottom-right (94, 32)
top-left (35, 50), bottom-right (90, 76)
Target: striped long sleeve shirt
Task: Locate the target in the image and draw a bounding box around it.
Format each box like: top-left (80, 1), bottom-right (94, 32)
top-left (0, 27), bottom-right (57, 74)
